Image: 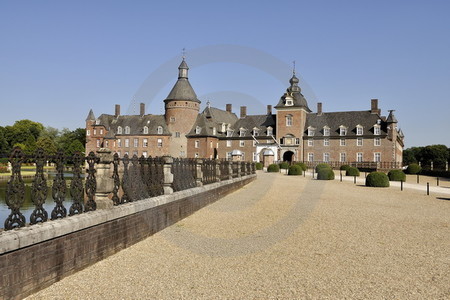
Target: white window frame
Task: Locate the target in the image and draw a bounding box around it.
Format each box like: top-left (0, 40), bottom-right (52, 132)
top-left (308, 139), bottom-right (314, 147)
top-left (157, 126), bottom-right (163, 135)
top-left (374, 137), bottom-right (381, 146)
top-left (125, 126), bottom-right (130, 134)
top-left (239, 140), bottom-right (245, 147)
top-left (157, 138), bottom-right (163, 147)
top-left (374, 152), bottom-right (381, 162)
top-left (308, 127), bottom-right (315, 137)
top-left (143, 138), bottom-right (148, 147)
top-left (195, 126), bottom-right (201, 134)
top-left (226, 140), bottom-right (232, 147)
top-left (323, 153), bottom-right (330, 162)
top-left (339, 126), bottom-right (347, 136)
top-left (118, 139), bottom-right (122, 148)
top-left (117, 126), bottom-right (122, 134)
top-left (239, 129), bottom-right (246, 137)
top-left (308, 153), bottom-right (314, 162)
top-left (100, 129), bottom-right (103, 135)
top-left (143, 126), bottom-right (149, 134)
top-left (357, 152), bottom-right (363, 162)
top-left (267, 127), bottom-right (273, 136)
top-left (356, 125), bottom-right (363, 136)
top-left (340, 138), bottom-right (346, 146)
top-left (133, 138), bottom-right (138, 148)
top-left (323, 138), bottom-right (330, 146)
top-left (175, 132), bottom-right (180, 138)
top-left (323, 127), bottom-right (330, 136)
top-left (226, 130), bottom-right (233, 137)
top-left (86, 130), bottom-right (90, 136)
top-left (340, 152), bottom-right (346, 162)
top-left (253, 152), bottom-right (258, 162)
top-left (374, 125), bottom-right (381, 135)
top-left (286, 115), bottom-right (293, 127)
top-left (143, 151), bottom-right (148, 158)
top-left (93, 129), bottom-right (97, 135)
top-left (195, 140), bottom-right (200, 148)
top-left (124, 138), bottom-right (129, 147)
top-left (96, 139), bottom-right (100, 148)
top-left (357, 138), bottom-right (363, 146)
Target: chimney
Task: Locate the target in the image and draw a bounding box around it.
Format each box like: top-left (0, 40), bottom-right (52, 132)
top-left (317, 102), bottom-right (323, 115)
top-left (226, 103), bottom-right (232, 112)
top-left (140, 103), bottom-right (145, 116)
top-left (240, 106), bottom-right (247, 118)
top-left (115, 104), bottom-right (120, 117)
top-left (267, 105), bottom-right (272, 115)
top-left (371, 99), bottom-right (380, 114)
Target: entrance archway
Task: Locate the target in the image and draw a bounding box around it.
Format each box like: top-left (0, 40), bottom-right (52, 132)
top-left (283, 151), bottom-right (294, 163)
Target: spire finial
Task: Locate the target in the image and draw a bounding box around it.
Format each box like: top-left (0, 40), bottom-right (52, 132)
top-left (206, 100), bottom-right (211, 108)
top-left (182, 47), bottom-right (186, 60)
top-left (292, 60), bottom-right (296, 75)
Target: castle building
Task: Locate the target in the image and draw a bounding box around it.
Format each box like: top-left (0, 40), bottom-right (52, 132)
top-left (86, 58), bottom-right (404, 166)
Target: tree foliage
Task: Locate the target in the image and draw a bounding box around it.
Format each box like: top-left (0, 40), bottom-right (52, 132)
top-left (403, 145), bottom-right (449, 170)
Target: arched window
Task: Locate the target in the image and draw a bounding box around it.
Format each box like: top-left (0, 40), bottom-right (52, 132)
top-left (125, 126), bottom-right (130, 134)
top-left (286, 114), bottom-right (293, 126)
top-left (143, 126), bottom-right (149, 134)
top-left (157, 126), bottom-right (163, 134)
top-left (117, 126), bottom-right (122, 134)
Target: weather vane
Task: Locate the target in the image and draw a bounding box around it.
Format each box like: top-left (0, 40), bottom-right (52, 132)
top-left (292, 60), bottom-right (296, 75)
top-left (182, 47), bottom-right (186, 60)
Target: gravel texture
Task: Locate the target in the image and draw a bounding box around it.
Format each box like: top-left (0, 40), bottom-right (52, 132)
top-left (26, 171), bottom-right (450, 299)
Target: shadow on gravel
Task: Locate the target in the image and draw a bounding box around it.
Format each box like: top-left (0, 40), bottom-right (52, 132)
top-left (436, 197), bottom-right (450, 201)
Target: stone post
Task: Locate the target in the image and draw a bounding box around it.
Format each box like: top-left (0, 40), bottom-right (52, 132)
top-left (95, 148), bottom-right (114, 209)
top-left (162, 156), bottom-right (173, 195)
top-left (196, 158), bottom-right (203, 187)
top-left (228, 160), bottom-right (233, 180)
top-left (216, 160), bottom-right (221, 182)
top-left (237, 161), bottom-right (242, 178)
top-left (431, 161), bottom-right (434, 171)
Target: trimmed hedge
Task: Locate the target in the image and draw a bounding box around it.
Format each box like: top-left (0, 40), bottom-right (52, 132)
top-left (366, 172), bottom-right (390, 187)
top-left (346, 167), bottom-right (360, 176)
top-left (406, 163), bottom-right (422, 174)
top-left (294, 162), bottom-right (307, 171)
top-left (267, 164), bottom-right (280, 172)
top-left (340, 165), bottom-right (351, 171)
top-left (420, 169), bottom-right (450, 179)
top-left (279, 162), bottom-right (290, 169)
top-left (315, 163), bottom-right (331, 173)
top-left (0, 166), bottom-right (8, 173)
top-left (255, 162), bottom-right (263, 170)
top-left (388, 169), bottom-right (406, 181)
top-left (317, 168), bottom-right (335, 180)
top-left (288, 165), bottom-right (302, 175)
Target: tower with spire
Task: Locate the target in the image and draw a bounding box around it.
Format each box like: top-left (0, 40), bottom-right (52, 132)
top-left (164, 57), bottom-right (201, 157)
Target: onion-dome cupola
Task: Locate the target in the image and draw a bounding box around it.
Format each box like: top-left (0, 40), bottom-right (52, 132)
top-left (288, 74), bottom-right (301, 93)
top-left (274, 70), bottom-right (311, 112)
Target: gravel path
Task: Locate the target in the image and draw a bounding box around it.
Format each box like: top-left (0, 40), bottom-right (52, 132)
top-left (27, 172), bottom-right (450, 299)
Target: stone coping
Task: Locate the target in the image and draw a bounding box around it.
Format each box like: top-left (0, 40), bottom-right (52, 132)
top-left (0, 174), bottom-right (256, 254)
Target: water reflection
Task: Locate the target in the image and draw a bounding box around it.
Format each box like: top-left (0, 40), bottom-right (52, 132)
top-left (0, 171), bottom-right (80, 229)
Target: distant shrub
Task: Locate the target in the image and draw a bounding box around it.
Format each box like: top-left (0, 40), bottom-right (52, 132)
top-left (267, 164), bottom-right (280, 173)
top-left (366, 172), bottom-right (390, 187)
top-left (279, 162), bottom-right (289, 169)
top-left (255, 162), bottom-right (263, 170)
top-left (0, 166), bottom-right (8, 173)
top-left (317, 168), bottom-right (335, 180)
top-left (346, 167), bottom-right (360, 177)
top-left (340, 165), bottom-right (351, 171)
top-left (294, 162), bottom-right (307, 171)
top-left (388, 169), bottom-right (406, 181)
top-left (288, 165), bottom-right (302, 175)
top-left (420, 169), bottom-right (450, 179)
top-left (0, 158), bottom-right (8, 164)
top-left (406, 163), bottom-right (421, 174)
top-left (315, 163), bottom-right (331, 173)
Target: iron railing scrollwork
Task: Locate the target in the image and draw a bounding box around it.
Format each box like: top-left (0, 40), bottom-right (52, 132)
top-left (69, 152), bottom-right (84, 216)
top-left (111, 153), bottom-right (121, 205)
top-left (4, 148), bottom-right (26, 230)
top-left (202, 159), bottom-right (217, 185)
top-left (173, 158), bottom-right (196, 192)
top-left (30, 148), bottom-right (48, 224)
top-left (51, 150), bottom-right (67, 219)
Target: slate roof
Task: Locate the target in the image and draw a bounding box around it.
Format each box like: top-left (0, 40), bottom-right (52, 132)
top-left (94, 114), bottom-right (170, 136)
top-left (186, 107), bottom-right (238, 137)
top-left (164, 59), bottom-right (201, 103)
top-left (275, 75), bottom-right (311, 112)
top-left (86, 109), bottom-right (96, 121)
top-left (386, 110), bottom-right (398, 123)
top-left (305, 111), bottom-right (387, 137)
top-left (230, 114), bottom-right (276, 137)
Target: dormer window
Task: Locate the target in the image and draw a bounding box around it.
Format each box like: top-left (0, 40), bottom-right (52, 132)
top-left (374, 125), bottom-right (381, 135)
top-left (252, 128), bottom-right (259, 136)
top-left (221, 123), bottom-right (226, 132)
top-left (226, 129), bottom-right (233, 137)
top-left (213, 127), bottom-right (216, 135)
top-left (125, 126), bottom-right (130, 134)
top-left (356, 125), bottom-right (363, 136)
top-left (285, 96), bottom-right (294, 106)
top-left (308, 127), bottom-right (315, 137)
top-left (143, 126), bottom-right (149, 134)
top-left (323, 126), bottom-right (330, 136)
top-left (117, 126), bottom-right (123, 134)
top-left (286, 114), bottom-right (293, 127)
top-left (195, 126), bottom-right (201, 134)
top-left (239, 128), bottom-right (246, 137)
top-left (339, 126), bottom-right (347, 136)
top-left (157, 126), bottom-right (163, 134)
top-left (267, 126), bottom-right (273, 136)
top-left (95, 119), bottom-right (100, 125)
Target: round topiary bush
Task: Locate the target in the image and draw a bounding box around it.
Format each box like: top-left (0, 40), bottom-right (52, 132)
top-left (366, 172), bottom-right (390, 187)
top-left (255, 162), bottom-right (263, 170)
top-left (315, 163), bottom-right (331, 173)
top-left (294, 162), bottom-right (307, 171)
top-left (340, 165), bottom-right (351, 171)
top-left (267, 164), bottom-right (280, 173)
top-left (346, 167), bottom-right (360, 176)
top-left (279, 162), bottom-right (289, 169)
top-left (388, 169), bottom-right (406, 181)
top-left (288, 165), bottom-right (302, 175)
top-left (406, 163), bottom-right (421, 174)
top-left (317, 168), bottom-right (335, 180)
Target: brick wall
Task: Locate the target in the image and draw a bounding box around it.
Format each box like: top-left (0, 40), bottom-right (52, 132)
top-left (0, 175), bottom-right (256, 300)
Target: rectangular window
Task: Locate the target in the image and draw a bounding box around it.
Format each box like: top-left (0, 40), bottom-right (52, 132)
top-left (170, 116), bottom-right (175, 122)
top-left (308, 153), bottom-right (314, 162)
top-left (286, 116), bottom-right (293, 126)
top-left (118, 139), bottom-right (122, 148)
top-left (323, 138), bottom-right (330, 146)
top-left (210, 141), bottom-right (213, 149)
top-left (86, 130), bottom-right (90, 136)
top-left (308, 129), bottom-right (315, 136)
top-left (240, 130), bottom-right (245, 137)
top-left (295, 138), bottom-right (300, 145)
top-left (226, 140), bottom-right (232, 147)
top-left (253, 152), bottom-right (258, 162)
top-left (157, 138), bottom-right (162, 147)
top-left (340, 127), bottom-right (347, 136)
top-left (323, 128), bottom-right (330, 136)
top-left (323, 153), bottom-right (330, 162)
top-left (357, 138), bottom-right (363, 146)
top-left (240, 140), bottom-right (245, 147)
top-left (93, 129), bottom-right (97, 135)
top-left (374, 137), bottom-right (381, 146)
top-left (100, 129), bottom-right (103, 135)
top-left (125, 138), bottom-right (129, 147)
top-left (357, 127), bottom-right (363, 135)
top-left (143, 151), bottom-right (148, 158)
top-left (180, 151), bottom-right (185, 157)
top-left (96, 139), bottom-right (100, 148)
top-left (105, 140), bottom-right (109, 147)
top-left (227, 152), bottom-right (232, 160)
top-left (308, 139), bottom-right (314, 147)
top-left (175, 132), bottom-right (180, 138)
top-left (133, 138), bottom-right (139, 148)
top-left (374, 126), bottom-right (381, 135)
top-left (226, 130), bottom-right (233, 137)
top-left (267, 127), bottom-right (273, 136)
top-left (195, 140), bottom-right (200, 148)
top-left (340, 138), bottom-right (346, 146)
top-left (357, 152), bottom-right (363, 162)
top-left (374, 152), bottom-right (381, 162)
top-left (340, 152), bottom-right (346, 162)
top-left (143, 138), bottom-right (148, 147)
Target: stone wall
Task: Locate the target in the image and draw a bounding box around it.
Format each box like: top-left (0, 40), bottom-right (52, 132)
top-left (0, 175), bottom-right (256, 300)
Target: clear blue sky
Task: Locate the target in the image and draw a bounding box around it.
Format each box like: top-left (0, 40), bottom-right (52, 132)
top-left (1, 0), bottom-right (449, 148)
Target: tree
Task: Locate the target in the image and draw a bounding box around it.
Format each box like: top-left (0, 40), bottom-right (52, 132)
top-left (40, 126), bottom-right (60, 140)
top-left (24, 135), bottom-right (37, 155)
top-left (36, 136), bottom-right (58, 156)
top-left (66, 140), bottom-right (85, 156)
top-left (0, 126), bottom-right (10, 156)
